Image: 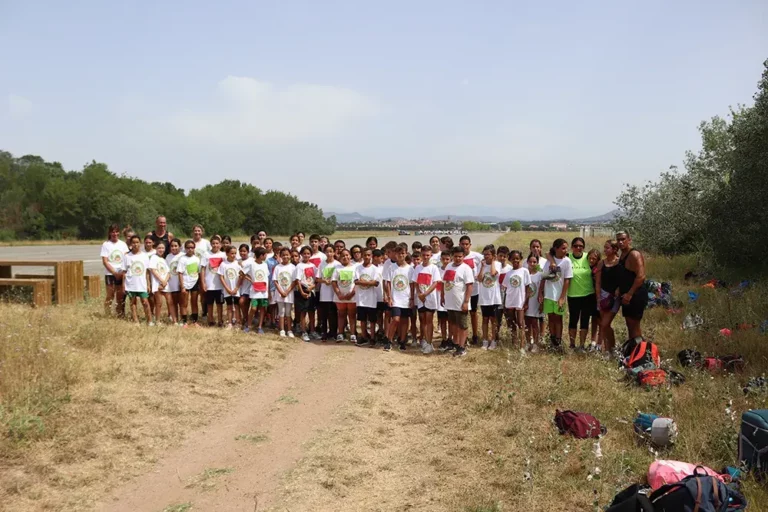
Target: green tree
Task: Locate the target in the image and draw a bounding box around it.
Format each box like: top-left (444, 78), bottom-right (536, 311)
top-left (509, 221), bottom-right (522, 232)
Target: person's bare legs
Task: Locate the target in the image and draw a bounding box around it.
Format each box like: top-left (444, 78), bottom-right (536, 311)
top-left (104, 282), bottom-right (116, 316)
top-left (141, 297), bottom-right (152, 325)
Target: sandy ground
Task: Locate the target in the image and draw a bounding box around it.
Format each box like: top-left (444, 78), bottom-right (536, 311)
top-left (0, 233), bottom-right (500, 276)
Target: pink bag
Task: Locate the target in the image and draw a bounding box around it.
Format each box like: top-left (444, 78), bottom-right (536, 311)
top-left (647, 460), bottom-right (726, 490)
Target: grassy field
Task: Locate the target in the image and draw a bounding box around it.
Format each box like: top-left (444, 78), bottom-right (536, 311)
top-left (2, 231), bottom-right (768, 510)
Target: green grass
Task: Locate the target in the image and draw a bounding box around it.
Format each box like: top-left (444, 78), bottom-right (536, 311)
top-left (277, 394), bottom-right (299, 404)
top-left (234, 433), bottom-right (269, 444)
top-left (162, 503), bottom-right (192, 512)
top-left (184, 467), bottom-right (234, 490)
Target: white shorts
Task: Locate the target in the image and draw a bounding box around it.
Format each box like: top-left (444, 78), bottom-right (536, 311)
top-left (277, 302), bottom-right (292, 318)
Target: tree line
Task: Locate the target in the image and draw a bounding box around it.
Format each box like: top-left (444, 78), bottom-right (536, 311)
top-left (0, 153), bottom-right (337, 241)
top-left (614, 59), bottom-right (768, 273)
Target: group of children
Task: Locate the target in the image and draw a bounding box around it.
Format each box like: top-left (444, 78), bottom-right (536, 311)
top-left (101, 223), bottom-right (609, 356)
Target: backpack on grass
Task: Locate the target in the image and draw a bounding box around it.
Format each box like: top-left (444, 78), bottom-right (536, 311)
top-left (635, 369), bottom-right (686, 388)
top-left (702, 355), bottom-right (745, 373)
top-left (677, 349), bottom-right (702, 367)
top-left (633, 413), bottom-right (678, 447)
top-left (649, 467), bottom-right (746, 511)
top-left (622, 338), bottom-right (661, 370)
top-left (738, 409), bottom-right (768, 478)
top-left (554, 409), bottom-right (606, 439)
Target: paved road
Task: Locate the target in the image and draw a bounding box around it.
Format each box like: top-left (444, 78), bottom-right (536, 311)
top-left (0, 232), bottom-right (502, 276)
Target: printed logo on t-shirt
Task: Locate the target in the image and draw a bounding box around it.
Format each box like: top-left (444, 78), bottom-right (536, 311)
top-left (416, 272), bottom-right (432, 292)
top-left (392, 274), bottom-right (409, 292)
top-left (339, 269), bottom-right (354, 290)
top-left (463, 258), bottom-right (475, 269)
top-left (225, 267), bottom-right (238, 281)
top-left (278, 271), bottom-right (292, 289)
top-left (481, 272), bottom-right (495, 288)
top-left (322, 266), bottom-right (335, 279)
top-left (110, 249), bottom-right (123, 265)
top-left (156, 260), bottom-right (169, 278)
top-left (527, 282), bottom-right (537, 298)
top-left (186, 261), bottom-right (199, 279)
top-left (443, 269), bottom-right (456, 291)
top-left (130, 261), bottom-right (145, 277)
top-left (169, 259), bottom-right (179, 273)
top-left (510, 274), bottom-right (522, 288)
top-left (207, 255), bottom-right (223, 271)
top-left (302, 266), bottom-right (315, 285)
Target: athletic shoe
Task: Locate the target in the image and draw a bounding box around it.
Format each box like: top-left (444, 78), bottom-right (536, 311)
top-left (287, 331), bottom-right (295, 338)
top-left (471, 335), bottom-right (478, 346)
top-left (481, 340), bottom-right (490, 350)
top-left (182, 323), bottom-right (189, 329)
top-left (243, 326), bottom-right (250, 334)
top-left (350, 334), bottom-right (357, 343)
top-left (453, 346), bottom-right (467, 357)
top-left (279, 330), bottom-right (286, 337)
top-left (310, 331), bottom-right (322, 340)
top-left (446, 342), bottom-right (457, 352)
top-left (569, 342), bottom-right (577, 350)
top-left (148, 322), bottom-right (156, 327)
top-left (336, 334), bottom-right (345, 343)
top-left (489, 340), bottom-right (498, 351)
top-left (302, 332), bottom-right (310, 342)
top-left (257, 328), bottom-right (265, 335)
top-left (422, 342), bottom-right (434, 354)
top-left (383, 342), bottom-right (392, 352)
top-left (438, 340), bottom-right (451, 352)
top-left (368, 338), bottom-right (376, 347)
top-left (355, 337), bottom-right (368, 347)
top-left (519, 348), bottom-right (527, 356)
top-left (399, 342), bottom-right (407, 351)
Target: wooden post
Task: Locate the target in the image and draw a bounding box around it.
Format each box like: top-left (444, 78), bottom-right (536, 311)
top-left (84, 275), bottom-right (101, 299)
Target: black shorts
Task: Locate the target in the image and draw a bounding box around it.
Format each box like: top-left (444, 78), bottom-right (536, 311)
top-left (293, 291), bottom-right (315, 313)
top-left (224, 295), bottom-right (238, 305)
top-left (105, 275), bottom-right (123, 286)
top-left (568, 294), bottom-right (597, 330)
top-left (621, 290), bottom-right (648, 320)
top-left (418, 307), bottom-right (435, 314)
top-left (186, 279), bottom-right (200, 293)
top-left (390, 307), bottom-right (412, 318)
top-left (470, 294), bottom-right (479, 311)
top-left (240, 293), bottom-right (250, 301)
top-left (377, 301), bottom-right (388, 311)
top-left (205, 289), bottom-right (224, 305)
top-left (437, 311), bottom-right (448, 320)
top-left (356, 306), bottom-right (377, 322)
top-left (480, 305), bottom-right (497, 318)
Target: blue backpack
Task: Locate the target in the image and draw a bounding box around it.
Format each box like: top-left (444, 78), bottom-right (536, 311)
top-left (650, 467), bottom-right (746, 511)
top-left (739, 409), bottom-right (768, 477)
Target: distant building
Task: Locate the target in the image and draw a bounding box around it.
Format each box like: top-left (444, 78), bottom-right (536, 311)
top-left (550, 223), bottom-right (568, 231)
top-left (580, 226), bottom-right (614, 238)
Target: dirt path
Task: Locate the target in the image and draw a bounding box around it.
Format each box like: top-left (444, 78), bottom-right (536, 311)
top-left (96, 342), bottom-right (379, 512)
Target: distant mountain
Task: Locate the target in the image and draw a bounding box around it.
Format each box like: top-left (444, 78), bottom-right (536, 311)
top-left (573, 209), bottom-right (619, 224)
top-left (325, 211), bottom-right (377, 223)
top-left (327, 205), bottom-right (613, 223)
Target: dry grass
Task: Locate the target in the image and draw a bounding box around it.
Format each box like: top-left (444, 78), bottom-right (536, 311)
top-left (266, 240), bottom-right (768, 511)
top-left (0, 301), bottom-right (299, 511)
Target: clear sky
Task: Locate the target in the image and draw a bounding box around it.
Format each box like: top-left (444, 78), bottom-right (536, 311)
top-left (1, 1), bottom-right (766, 216)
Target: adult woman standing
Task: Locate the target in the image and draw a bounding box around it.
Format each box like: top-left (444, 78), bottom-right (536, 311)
top-left (566, 237), bottom-right (596, 352)
top-left (594, 239), bottom-right (621, 354)
top-left (537, 239), bottom-right (572, 351)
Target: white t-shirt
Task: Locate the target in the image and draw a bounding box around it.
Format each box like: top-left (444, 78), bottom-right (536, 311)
top-left (177, 255), bottom-right (201, 291)
top-left (239, 257), bottom-right (255, 296)
top-left (249, 261), bottom-right (270, 300)
top-left (498, 263), bottom-right (512, 308)
top-left (476, 260), bottom-right (502, 306)
top-left (526, 271), bottom-right (544, 318)
top-left (332, 264), bottom-right (357, 304)
top-left (143, 248), bottom-right (156, 257)
top-left (436, 266), bottom-right (447, 312)
top-left (293, 262), bottom-right (317, 291)
top-left (165, 252), bottom-right (182, 293)
top-left (503, 267), bottom-right (531, 309)
top-left (309, 251), bottom-right (326, 269)
top-left (386, 264), bottom-right (413, 308)
top-left (375, 263), bottom-right (384, 303)
top-left (122, 251), bottom-right (150, 293)
top-left (382, 259), bottom-right (396, 284)
top-left (354, 264), bottom-right (381, 309)
top-left (542, 257), bottom-right (574, 301)
top-left (218, 260), bottom-right (241, 297)
top-left (193, 238), bottom-right (211, 260)
top-left (148, 254), bottom-right (170, 293)
top-left (429, 253), bottom-right (441, 267)
top-left (463, 251), bottom-right (483, 296)
top-left (412, 263), bottom-right (442, 310)
top-left (272, 263), bottom-right (296, 303)
top-left (100, 240), bottom-right (129, 275)
top-left (442, 262), bottom-right (475, 311)
top-left (319, 260), bottom-right (340, 302)
top-left (201, 251), bottom-right (225, 291)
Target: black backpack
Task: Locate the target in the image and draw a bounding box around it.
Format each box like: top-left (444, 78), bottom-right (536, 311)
top-left (650, 467), bottom-right (746, 511)
top-left (677, 349), bottom-right (702, 368)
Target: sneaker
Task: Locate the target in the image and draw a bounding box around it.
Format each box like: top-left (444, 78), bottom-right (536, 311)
top-left (481, 340), bottom-right (490, 350)
top-left (182, 323), bottom-right (189, 329)
top-left (569, 342), bottom-right (577, 350)
top-left (471, 335), bottom-right (479, 346)
top-left (310, 331), bottom-right (322, 340)
top-left (243, 326), bottom-right (250, 334)
top-left (302, 332), bottom-right (310, 342)
top-left (446, 341), bottom-right (457, 352)
top-left (287, 331), bottom-right (295, 338)
top-left (279, 330), bottom-right (286, 337)
top-left (368, 338), bottom-right (377, 347)
top-left (530, 343), bottom-right (539, 353)
top-left (383, 342), bottom-right (392, 352)
top-left (519, 348), bottom-right (527, 356)
top-left (225, 323), bottom-right (233, 330)
top-left (489, 340), bottom-right (498, 351)
top-left (399, 342), bottom-right (407, 351)
top-left (438, 340), bottom-right (451, 351)
top-left (355, 337), bottom-right (368, 347)
top-left (350, 334), bottom-right (357, 343)
top-left (453, 345), bottom-right (468, 357)
top-left (419, 339), bottom-right (428, 351)
top-left (336, 334), bottom-right (345, 343)
top-left (257, 328), bottom-right (265, 335)
top-left (422, 341), bottom-right (434, 354)
top-left (148, 322), bottom-right (156, 327)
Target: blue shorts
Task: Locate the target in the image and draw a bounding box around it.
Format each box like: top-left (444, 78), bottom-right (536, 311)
top-left (390, 307), bottom-right (413, 318)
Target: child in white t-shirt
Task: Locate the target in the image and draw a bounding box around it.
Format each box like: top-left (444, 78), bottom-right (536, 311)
top-left (476, 245), bottom-right (501, 350)
top-left (245, 247), bottom-right (270, 334)
top-left (178, 239), bottom-right (201, 326)
top-left (165, 238), bottom-right (183, 324)
top-left (273, 248), bottom-right (296, 337)
top-left (353, 248), bottom-right (381, 346)
top-left (218, 245), bottom-right (242, 328)
top-left (100, 223), bottom-right (128, 317)
top-left (412, 246), bottom-right (441, 354)
top-left (440, 247), bottom-right (475, 357)
top-left (149, 242), bottom-right (172, 324)
top-left (200, 235), bottom-right (225, 327)
top-left (384, 246), bottom-right (413, 352)
top-left (503, 250), bottom-right (532, 352)
top-left (293, 246), bottom-right (318, 342)
top-left (537, 239), bottom-right (573, 350)
top-left (525, 253), bottom-right (544, 349)
top-left (123, 235), bottom-right (152, 325)
top-left (238, 244), bottom-right (254, 329)
top-left (495, 246), bottom-right (512, 346)
top-left (317, 245), bottom-right (340, 340)
top-left (436, 250), bottom-right (451, 350)
top-left (332, 249), bottom-right (357, 343)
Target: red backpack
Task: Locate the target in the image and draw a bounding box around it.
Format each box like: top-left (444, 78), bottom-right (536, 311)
top-left (625, 340), bottom-right (661, 369)
top-left (554, 409), bottom-right (607, 438)
top-left (702, 355), bottom-right (745, 373)
top-left (637, 369), bottom-right (668, 387)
